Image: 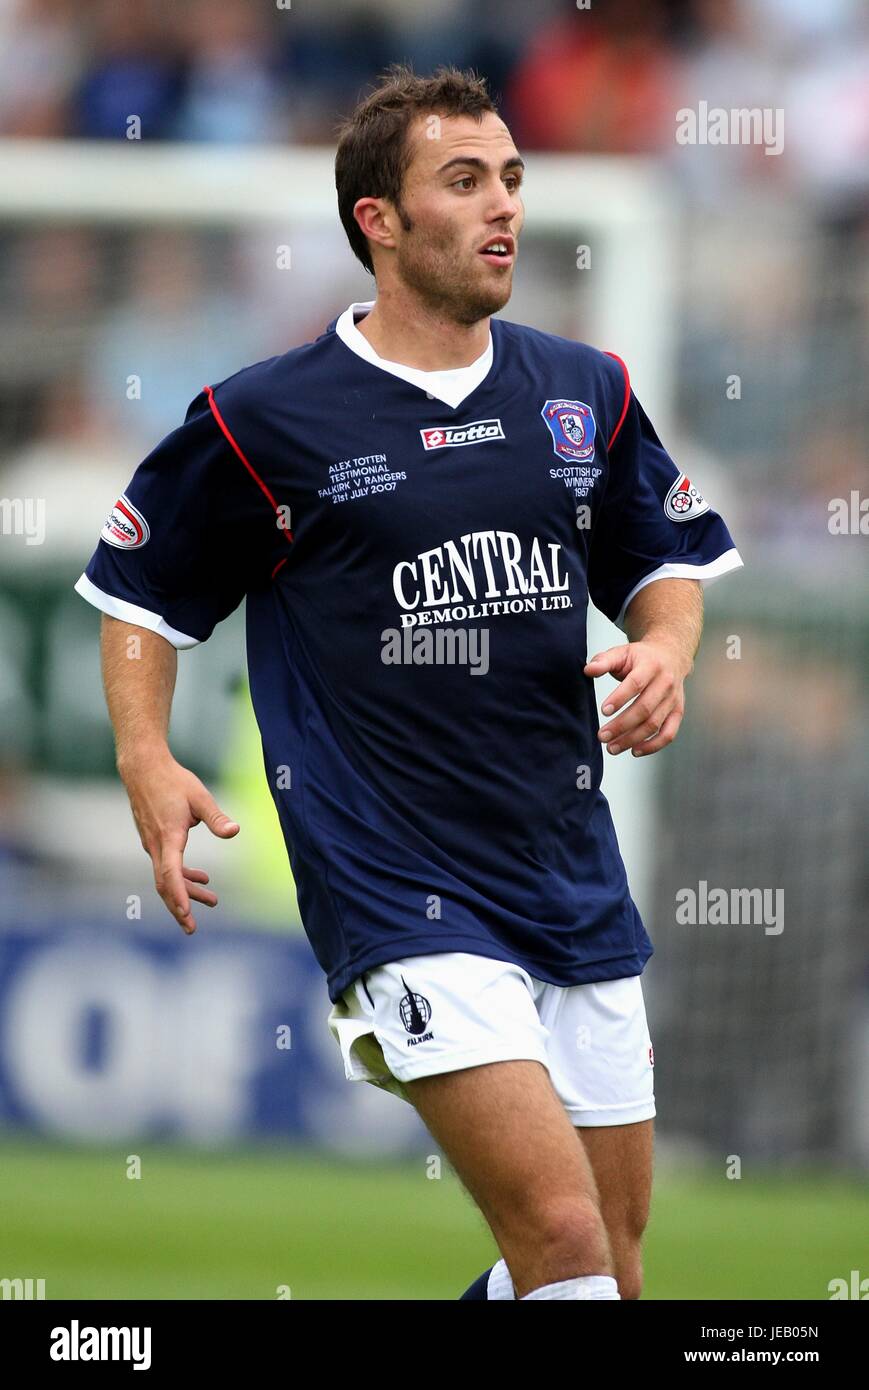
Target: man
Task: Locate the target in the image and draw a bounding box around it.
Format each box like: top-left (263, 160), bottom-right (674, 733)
top-left (75, 63), bottom-right (743, 1300)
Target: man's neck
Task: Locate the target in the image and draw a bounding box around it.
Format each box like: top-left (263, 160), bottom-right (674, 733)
top-left (354, 286), bottom-right (491, 372)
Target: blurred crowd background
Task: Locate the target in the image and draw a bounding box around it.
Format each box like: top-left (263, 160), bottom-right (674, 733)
top-left (0, 0), bottom-right (864, 182)
top-left (0, 0), bottom-right (867, 1210)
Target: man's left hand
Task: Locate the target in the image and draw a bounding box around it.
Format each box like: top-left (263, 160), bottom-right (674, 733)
top-left (583, 638), bottom-right (692, 757)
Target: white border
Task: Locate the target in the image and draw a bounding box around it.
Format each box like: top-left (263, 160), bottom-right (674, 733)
top-left (74, 572), bottom-right (200, 649)
top-left (615, 548), bottom-right (744, 629)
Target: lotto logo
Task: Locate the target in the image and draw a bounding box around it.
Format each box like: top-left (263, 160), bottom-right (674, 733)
top-left (420, 419), bottom-right (505, 450)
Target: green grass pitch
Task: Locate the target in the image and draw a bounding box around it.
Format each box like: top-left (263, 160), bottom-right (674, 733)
top-left (0, 1138), bottom-right (864, 1300)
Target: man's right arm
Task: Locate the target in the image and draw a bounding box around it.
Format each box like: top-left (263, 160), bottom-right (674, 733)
top-left (100, 613), bottom-right (241, 934)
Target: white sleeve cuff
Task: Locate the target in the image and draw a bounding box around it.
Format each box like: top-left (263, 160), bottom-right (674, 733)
top-left (73, 572), bottom-right (201, 649)
top-left (615, 548), bottom-right (744, 629)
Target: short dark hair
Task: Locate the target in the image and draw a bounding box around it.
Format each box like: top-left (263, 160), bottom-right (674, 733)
top-left (334, 62), bottom-right (499, 276)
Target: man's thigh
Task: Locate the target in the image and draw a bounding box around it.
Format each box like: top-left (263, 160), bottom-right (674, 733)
top-left (406, 1058), bottom-right (601, 1217)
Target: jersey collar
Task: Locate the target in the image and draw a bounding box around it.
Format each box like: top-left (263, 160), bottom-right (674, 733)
top-left (334, 299), bottom-right (494, 409)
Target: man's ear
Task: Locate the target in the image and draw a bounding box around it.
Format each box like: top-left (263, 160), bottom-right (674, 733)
top-left (354, 197), bottom-right (398, 257)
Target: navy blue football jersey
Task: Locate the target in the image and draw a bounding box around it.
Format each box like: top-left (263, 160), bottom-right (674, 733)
top-left (75, 300), bottom-right (743, 1002)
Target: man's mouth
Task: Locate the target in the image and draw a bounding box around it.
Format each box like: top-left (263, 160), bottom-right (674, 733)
top-left (478, 235), bottom-right (515, 266)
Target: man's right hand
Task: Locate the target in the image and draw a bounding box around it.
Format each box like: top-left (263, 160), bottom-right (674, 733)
top-left (119, 748), bottom-right (240, 934)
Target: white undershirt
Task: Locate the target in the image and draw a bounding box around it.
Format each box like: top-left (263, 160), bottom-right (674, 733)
top-left (334, 299), bottom-right (494, 409)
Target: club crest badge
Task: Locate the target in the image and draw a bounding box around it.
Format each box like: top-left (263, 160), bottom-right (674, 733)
top-left (664, 473), bottom-right (711, 523)
top-left (540, 399), bottom-right (597, 461)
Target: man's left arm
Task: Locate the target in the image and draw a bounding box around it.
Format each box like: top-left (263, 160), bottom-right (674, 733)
top-left (584, 577), bottom-right (703, 757)
top-left (584, 354), bottom-right (743, 754)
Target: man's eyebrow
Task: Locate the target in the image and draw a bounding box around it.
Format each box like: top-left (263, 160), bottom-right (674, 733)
top-left (436, 154), bottom-right (525, 176)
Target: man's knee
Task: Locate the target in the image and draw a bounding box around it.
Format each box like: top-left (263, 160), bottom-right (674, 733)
top-left (546, 1193), bottom-right (610, 1251)
top-left (522, 1194), bottom-right (613, 1278)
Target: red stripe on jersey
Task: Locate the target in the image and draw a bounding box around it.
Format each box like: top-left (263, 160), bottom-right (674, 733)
top-left (115, 497), bottom-right (145, 544)
top-left (203, 384), bottom-right (294, 559)
top-left (603, 352), bottom-right (631, 450)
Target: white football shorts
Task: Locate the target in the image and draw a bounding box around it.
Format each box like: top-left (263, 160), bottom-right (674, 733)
top-left (326, 951), bottom-right (655, 1127)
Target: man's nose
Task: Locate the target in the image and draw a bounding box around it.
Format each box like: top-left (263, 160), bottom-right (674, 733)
top-left (494, 208), bottom-right (518, 228)
top-left (488, 185), bottom-right (521, 225)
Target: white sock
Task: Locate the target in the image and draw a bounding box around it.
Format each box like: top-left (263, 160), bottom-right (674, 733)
top-left (521, 1275), bottom-right (620, 1300)
top-left (486, 1259), bottom-right (516, 1300)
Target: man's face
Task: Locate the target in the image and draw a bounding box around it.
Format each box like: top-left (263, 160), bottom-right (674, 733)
top-left (378, 111), bottom-right (525, 323)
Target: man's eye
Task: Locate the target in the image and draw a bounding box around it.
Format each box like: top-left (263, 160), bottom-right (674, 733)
top-left (452, 175), bottom-right (522, 191)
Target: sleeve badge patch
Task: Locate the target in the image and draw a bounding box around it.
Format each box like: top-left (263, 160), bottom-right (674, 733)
top-left (100, 494), bottom-right (150, 549)
top-left (664, 473), bottom-right (711, 523)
